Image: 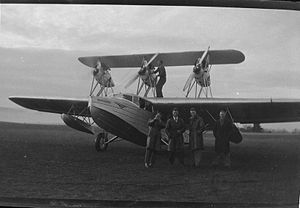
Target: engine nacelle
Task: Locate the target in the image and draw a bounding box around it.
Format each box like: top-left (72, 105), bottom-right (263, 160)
top-left (193, 68), bottom-right (211, 87)
top-left (183, 47), bottom-right (212, 98)
top-left (94, 61), bottom-right (115, 87)
top-left (138, 67), bottom-right (157, 87)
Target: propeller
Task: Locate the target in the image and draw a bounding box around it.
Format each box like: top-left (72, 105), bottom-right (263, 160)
top-left (183, 72), bottom-right (196, 91)
top-left (198, 46), bottom-right (210, 67)
top-left (124, 53), bottom-right (159, 89)
top-left (92, 59), bottom-right (101, 76)
top-left (124, 73), bottom-right (139, 89)
top-left (183, 46), bottom-right (210, 92)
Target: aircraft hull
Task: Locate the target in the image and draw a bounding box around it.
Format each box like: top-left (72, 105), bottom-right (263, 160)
top-left (89, 96), bottom-right (153, 146)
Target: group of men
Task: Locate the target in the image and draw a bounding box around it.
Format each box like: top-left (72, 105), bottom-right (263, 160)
top-left (144, 108), bottom-right (233, 168)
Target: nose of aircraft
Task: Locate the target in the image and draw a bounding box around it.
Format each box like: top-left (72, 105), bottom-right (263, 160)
top-left (88, 95), bottom-right (151, 146)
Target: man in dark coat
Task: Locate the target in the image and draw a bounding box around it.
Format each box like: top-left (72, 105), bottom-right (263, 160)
top-left (144, 112), bottom-right (165, 168)
top-left (212, 109), bottom-right (233, 167)
top-left (165, 108), bottom-right (185, 165)
top-left (188, 107), bottom-right (205, 167)
top-left (154, 60), bottom-right (166, 97)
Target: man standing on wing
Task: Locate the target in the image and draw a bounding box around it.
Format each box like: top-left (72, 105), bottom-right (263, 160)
top-left (153, 60), bottom-right (166, 98)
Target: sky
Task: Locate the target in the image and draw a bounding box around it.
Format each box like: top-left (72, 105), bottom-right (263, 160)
top-left (0, 4), bottom-right (300, 129)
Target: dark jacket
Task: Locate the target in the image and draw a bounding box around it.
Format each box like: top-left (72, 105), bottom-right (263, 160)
top-left (146, 118), bottom-right (165, 151)
top-left (213, 118), bottom-right (233, 154)
top-left (154, 65), bottom-right (166, 79)
top-left (165, 117), bottom-right (185, 152)
top-left (189, 115), bottom-right (205, 150)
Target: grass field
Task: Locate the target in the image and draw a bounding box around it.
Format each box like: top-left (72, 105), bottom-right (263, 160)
top-left (0, 122), bottom-right (299, 207)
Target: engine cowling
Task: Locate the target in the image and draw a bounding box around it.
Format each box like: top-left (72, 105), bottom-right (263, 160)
top-left (93, 61), bottom-right (115, 87)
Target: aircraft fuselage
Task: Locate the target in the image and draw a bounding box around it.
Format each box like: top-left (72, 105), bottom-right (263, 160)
top-left (89, 95), bottom-right (153, 146)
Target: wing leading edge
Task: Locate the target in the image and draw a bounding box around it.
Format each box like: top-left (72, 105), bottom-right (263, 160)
top-left (146, 98), bottom-right (300, 124)
top-left (9, 96), bottom-right (90, 117)
top-left (78, 50), bottom-right (245, 68)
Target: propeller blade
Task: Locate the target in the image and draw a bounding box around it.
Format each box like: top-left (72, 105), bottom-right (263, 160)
top-left (198, 46), bottom-right (210, 65)
top-left (183, 72), bottom-right (196, 91)
top-left (123, 53), bottom-right (159, 90)
top-left (124, 73), bottom-right (139, 89)
top-left (145, 53), bottom-right (159, 68)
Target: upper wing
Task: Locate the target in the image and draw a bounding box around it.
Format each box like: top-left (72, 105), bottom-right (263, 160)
top-left (9, 96), bottom-right (90, 117)
top-left (78, 50), bottom-right (245, 68)
top-left (146, 97), bottom-right (300, 124)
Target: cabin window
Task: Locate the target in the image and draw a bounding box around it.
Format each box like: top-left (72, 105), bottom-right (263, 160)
top-left (123, 94), bottom-right (132, 102)
top-left (138, 98), bottom-right (153, 112)
top-left (132, 95), bottom-right (140, 106)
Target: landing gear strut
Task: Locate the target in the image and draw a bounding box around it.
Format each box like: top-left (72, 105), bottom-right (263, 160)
top-left (95, 132), bottom-right (108, 151)
top-left (95, 132), bottom-right (120, 152)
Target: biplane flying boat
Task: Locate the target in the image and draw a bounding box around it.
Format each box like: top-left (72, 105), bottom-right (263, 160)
top-left (9, 48), bottom-right (300, 151)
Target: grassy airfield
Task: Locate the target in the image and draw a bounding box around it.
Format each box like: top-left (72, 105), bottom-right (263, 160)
top-left (0, 122), bottom-right (299, 207)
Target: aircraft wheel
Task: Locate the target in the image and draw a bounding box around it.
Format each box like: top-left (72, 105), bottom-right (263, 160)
top-left (95, 132), bottom-right (108, 152)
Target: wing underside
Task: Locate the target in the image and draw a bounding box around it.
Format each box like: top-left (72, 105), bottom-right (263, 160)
top-left (147, 98), bottom-right (300, 124)
top-left (9, 96), bottom-right (90, 117)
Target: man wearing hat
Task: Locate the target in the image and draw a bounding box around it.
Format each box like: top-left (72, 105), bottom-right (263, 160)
top-left (212, 109), bottom-right (233, 167)
top-left (165, 107), bottom-right (186, 165)
top-left (188, 107), bottom-right (205, 167)
top-left (144, 112), bottom-right (165, 168)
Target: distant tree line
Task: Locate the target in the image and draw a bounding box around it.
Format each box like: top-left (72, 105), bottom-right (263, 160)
top-left (239, 124), bottom-right (300, 134)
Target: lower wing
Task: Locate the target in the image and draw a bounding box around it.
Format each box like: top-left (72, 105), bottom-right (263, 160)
top-left (9, 96), bottom-right (90, 117)
top-left (147, 97), bottom-right (300, 124)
